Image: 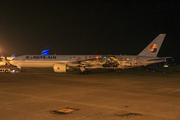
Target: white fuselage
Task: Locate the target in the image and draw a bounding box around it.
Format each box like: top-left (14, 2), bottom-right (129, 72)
top-left (9, 55), bottom-right (165, 69)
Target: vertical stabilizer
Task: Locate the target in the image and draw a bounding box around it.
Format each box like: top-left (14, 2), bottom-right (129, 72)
top-left (41, 46), bottom-right (51, 55)
top-left (138, 34), bottom-right (166, 57)
top-left (11, 54), bottom-right (16, 57)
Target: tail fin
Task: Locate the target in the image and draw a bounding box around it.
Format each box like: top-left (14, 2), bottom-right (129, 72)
top-left (41, 46), bottom-right (51, 55)
top-left (138, 34), bottom-right (166, 57)
top-left (11, 54), bottom-right (15, 57)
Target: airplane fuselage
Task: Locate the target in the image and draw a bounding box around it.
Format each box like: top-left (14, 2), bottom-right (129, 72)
top-left (8, 34), bottom-right (167, 73)
top-left (9, 55), bottom-right (165, 69)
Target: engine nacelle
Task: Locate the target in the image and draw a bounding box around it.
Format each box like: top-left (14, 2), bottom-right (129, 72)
top-left (53, 64), bottom-right (68, 72)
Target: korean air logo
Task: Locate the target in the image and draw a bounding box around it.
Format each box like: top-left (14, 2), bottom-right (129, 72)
top-left (29, 56), bottom-right (33, 59)
top-left (149, 44), bottom-right (158, 53)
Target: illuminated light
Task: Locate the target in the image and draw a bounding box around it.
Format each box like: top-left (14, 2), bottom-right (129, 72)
top-left (139, 67), bottom-right (141, 69)
top-left (164, 65), bottom-right (168, 67)
top-left (153, 70), bottom-right (155, 72)
top-left (164, 71), bottom-right (165, 73)
top-left (11, 70), bottom-right (15, 73)
top-left (146, 69), bottom-right (148, 71)
top-left (175, 63), bottom-right (176, 65)
top-left (104, 57), bottom-right (106, 58)
top-left (96, 56), bottom-right (99, 59)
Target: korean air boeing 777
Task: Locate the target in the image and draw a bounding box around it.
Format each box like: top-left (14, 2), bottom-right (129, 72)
top-left (9, 34), bottom-right (167, 74)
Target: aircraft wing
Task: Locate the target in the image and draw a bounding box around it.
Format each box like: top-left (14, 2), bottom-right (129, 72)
top-left (68, 57), bottom-right (105, 67)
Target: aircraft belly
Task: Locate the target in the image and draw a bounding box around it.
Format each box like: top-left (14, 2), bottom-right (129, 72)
top-left (11, 61), bottom-right (67, 67)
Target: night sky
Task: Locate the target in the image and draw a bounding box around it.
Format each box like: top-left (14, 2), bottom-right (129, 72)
top-left (0, 1), bottom-right (179, 59)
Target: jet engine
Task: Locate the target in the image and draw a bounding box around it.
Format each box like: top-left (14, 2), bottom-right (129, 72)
top-left (53, 64), bottom-right (69, 72)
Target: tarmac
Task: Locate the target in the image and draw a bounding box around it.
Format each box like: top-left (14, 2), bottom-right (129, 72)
top-left (0, 65), bottom-right (180, 120)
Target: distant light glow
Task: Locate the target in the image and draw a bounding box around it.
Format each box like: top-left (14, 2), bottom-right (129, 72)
top-left (146, 69), bottom-right (148, 71)
top-left (164, 71), bottom-right (165, 73)
top-left (164, 65), bottom-right (168, 67)
top-left (96, 56), bottom-right (99, 59)
top-left (153, 70), bottom-right (154, 72)
top-left (11, 70), bottom-right (15, 73)
top-left (139, 67), bottom-right (141, 69)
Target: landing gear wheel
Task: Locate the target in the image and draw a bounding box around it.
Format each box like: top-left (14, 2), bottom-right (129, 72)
top-left (78, 71), bottom-right (82, 75)
top-left (84, 71), bottom-right (88, 75)
top-left (78, 70), bottom-right (89, 75)
top-left (89, 70), bottom-right (92, 74)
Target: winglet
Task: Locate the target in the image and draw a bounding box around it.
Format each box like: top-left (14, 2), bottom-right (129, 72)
top-left (138, 34), bottom-right (166, 57)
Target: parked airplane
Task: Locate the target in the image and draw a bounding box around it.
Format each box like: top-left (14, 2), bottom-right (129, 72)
top-left (0, 46), bottom-right (51, 66)
top-left (9, 34), bottom-right (167, 74)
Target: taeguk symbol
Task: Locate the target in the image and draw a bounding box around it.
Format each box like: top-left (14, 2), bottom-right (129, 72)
top-left (149, 44), bottom-right (158, 53)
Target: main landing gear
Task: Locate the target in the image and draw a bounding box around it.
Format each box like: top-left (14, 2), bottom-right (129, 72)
top-left (78, 67), bottom-right (91, 75)
top-left (78, 70), bottom-right (91, 75)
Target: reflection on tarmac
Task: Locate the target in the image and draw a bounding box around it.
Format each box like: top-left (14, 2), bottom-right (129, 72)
top-left (0, 67), bottom-right (180, 120)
